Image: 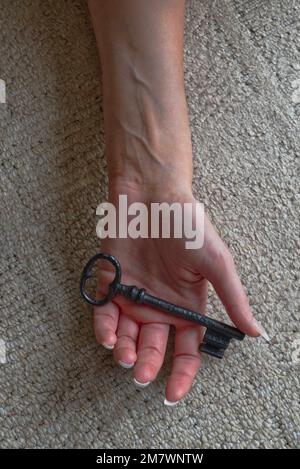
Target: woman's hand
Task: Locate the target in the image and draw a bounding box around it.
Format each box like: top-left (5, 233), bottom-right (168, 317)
top-left (93, 186), bottom-right (266, 405)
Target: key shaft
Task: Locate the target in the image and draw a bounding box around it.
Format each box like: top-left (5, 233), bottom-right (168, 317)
top-left (118, 284), bottom-right (244, 341)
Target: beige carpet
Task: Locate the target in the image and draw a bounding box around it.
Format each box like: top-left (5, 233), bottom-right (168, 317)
top-left (0, 0), bottom-right (299, 449)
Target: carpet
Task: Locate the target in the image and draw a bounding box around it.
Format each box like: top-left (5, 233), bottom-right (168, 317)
top-left (0, 0), bottom-right (299, 448)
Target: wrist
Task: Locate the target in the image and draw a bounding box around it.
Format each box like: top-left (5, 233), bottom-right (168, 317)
top-left (104, 89), bottom-right (193, 191)
top-left (105, 93), bottom-right (193, 197)
top-left (108, 175), bottom-right (194, 206)
top-left (108, 150), bottom-right (193, 197)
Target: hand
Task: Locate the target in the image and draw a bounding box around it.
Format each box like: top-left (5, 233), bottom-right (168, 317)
top-left (93, 186), bottom-right (265, 405)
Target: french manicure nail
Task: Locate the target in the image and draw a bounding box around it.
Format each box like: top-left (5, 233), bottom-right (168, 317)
top-left (102, 343), bottom-right (114, 350)
top-left (164, 399), bottom-right (179, 407)
top-left (253, 319), bottom-right (271, 343)
top-left (133, 378), bottom-right (151, 389)
top-left (119, 361), bottom-right (134, 369)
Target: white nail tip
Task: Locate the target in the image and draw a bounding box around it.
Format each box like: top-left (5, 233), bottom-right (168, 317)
top-left (133, 378), bottom-right (150, 389)
top-left (164, 399), bottom-right (179, 407)
top-left (119, 361), bottom-right (134, 369)
top-left (260, 329), bottom-right (271, 343)
top-left (102, 343), bottom-right (114, 350)
top-left (254, 320), bottom-right (271, 343)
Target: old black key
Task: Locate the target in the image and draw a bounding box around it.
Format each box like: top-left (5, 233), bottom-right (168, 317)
top-left (80, 252), bottom-right (245, 359)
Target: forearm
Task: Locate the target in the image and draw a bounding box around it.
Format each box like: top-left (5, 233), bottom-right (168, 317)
top-left (88, 0), bottom-right (193, 195)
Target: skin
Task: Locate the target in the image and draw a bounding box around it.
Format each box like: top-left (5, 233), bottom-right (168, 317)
top-left (88, 0), bottom-right (263, 404)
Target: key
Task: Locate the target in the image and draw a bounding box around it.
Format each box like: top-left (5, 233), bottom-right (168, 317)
top-left (80, 252), bottom-right (245, 359)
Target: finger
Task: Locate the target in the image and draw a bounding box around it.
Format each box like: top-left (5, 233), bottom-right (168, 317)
top-left (114, 315), bottom-right (139, 368)
top-left (165, 326), bottom-right (202, 405)
top-left (134, 322), bottom-right (169, 386)
top-left (204, 248), bottom-right (263, 337)
top-left (94, 301), bottom-right (119, 349)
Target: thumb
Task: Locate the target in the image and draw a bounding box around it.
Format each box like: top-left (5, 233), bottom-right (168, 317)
top-left (204, 247), bottom-right (269, 340)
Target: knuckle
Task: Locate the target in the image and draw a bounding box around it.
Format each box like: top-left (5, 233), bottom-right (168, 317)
top-left (207, 242), bottom-right (234, 271)
top-left (140, 345), bottom-right (162, 358)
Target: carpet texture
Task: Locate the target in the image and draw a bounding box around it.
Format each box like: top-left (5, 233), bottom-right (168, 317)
top-left (0, 0), bottom-right (299, 449)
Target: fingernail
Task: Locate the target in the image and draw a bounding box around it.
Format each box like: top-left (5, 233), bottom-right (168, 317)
top-left (119, 361), bottom-right (134, 369)
top-left (164, 399), bottom-right (179, 407)
top-left (102, 343), bottom-right (114, 350)
top-left (133, 378), bottom-right (151, 389)
top-left (253, 319), bottom-right (271, 342)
